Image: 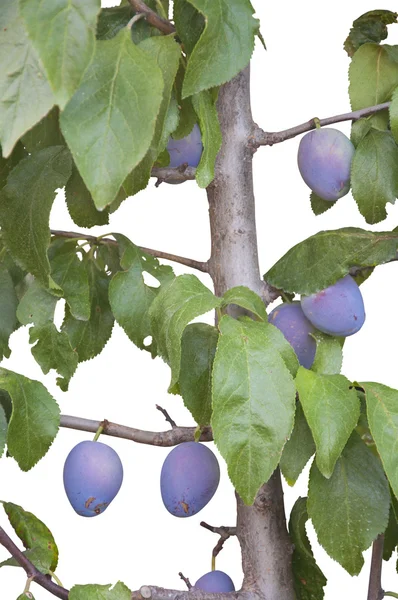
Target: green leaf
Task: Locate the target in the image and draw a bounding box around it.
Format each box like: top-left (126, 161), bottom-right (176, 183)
top-left (22, 108), bottom-right (64, 153)
top-left (388, 86), bottom-right (398, 149)
top-left (349, 44), bottom-right (398, 110)
top-left (296, 368), bottom-right (360, 478)
top-left (0, 404), bottom-right (7, 459)
top-left (0, 369), bottom-right (60, 470)
top-left (97, 5), bottom-right (134, 40)
top-left (221, 286), bottom-right (268, 321)
top-left (182, 0), bottom-right (258, 98)
top-left (363, 382), bottom-right (398, 501)
top-left (311, 332), bottom-right (343, 375)
top-left (308, 432), bottom-right (389, 575)
top-left (191, 90), bottom-right (222, 188)
top-left (351, 129), bottom-right (398, 224)
top-left (0, 0), bottom-right (54, 156)
top-left (173, 0), bottom-right (204, 55)
top-left (2, 546), bottom-right (52, 574)
top-left (280, 402), bottom-right (315, 486)
top-left (16, 279), bottom-right (57, 327)
top-left (1, 502), bottom-right (58, 571)
top-left (264, 228), bottom-right (398, 295)
top-left (50, 247), bottom-right (91, 321)
top-left (62, 260), bottom-right (114, 362)
top-left (172, 66), bottom-right (197, 140)
top-left (344, 11), bottom-right (398, 57)
top-left (384, 502), bottom-right (398, 561)
top-left (179, 323), bottom-right (218, 426)
top-left (60, 28), bottom-right (164, 209)
top-left (0, 266), bottom-right (18, 360)
top-left (69, 582), bottom-right (132, 600)
top-left (212, 316), bottom-right (296, 504)
top-left (0, 143), bottom-right (28, 189)
top-left (65, 164), bottom-right (109, 228)
top-left (289, 497), bottom-right (327, 600)
top-left (0, 146), bottom-right (72, 288)
top-left (351, 112), bottom-right (390, 147)
top-left (20, 0), bottom-right (100, 109)
top-left (310, 192), bottom-right (337, 216)
top-left (109, 234), bottom-right (174, 354)
top-left (149, 274), bottom-right (221, 390)
top-left (30, 323), bottom-right (78, 391)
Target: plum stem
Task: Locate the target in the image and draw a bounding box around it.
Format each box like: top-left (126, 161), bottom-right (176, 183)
top-left (200, 522), bottom-right (237, 570)
top-left (93, 423), bottom-right (105, 442)
top-left (211, 556), bottom-right (216, 572)
top-left (313, 117), bottom-right (321, 129)
top-left (385, 593), bottom-right (398, 598)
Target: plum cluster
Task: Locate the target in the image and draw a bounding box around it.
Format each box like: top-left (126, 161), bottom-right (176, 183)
top-left (269, 275), bottom-right (365, 368)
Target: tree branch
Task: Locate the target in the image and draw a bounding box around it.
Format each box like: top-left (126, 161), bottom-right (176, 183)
top-left (131, 586), bottom-right (249, 600)
top-left (0, 527), bottom-right (69, 600)
top-left (200, 522), bottom-right (237, 568)
top-left (50, 230), bottom-right (208, 273)
top-left (127, 0), bottom-right (175, 35)
top-left (60, 415), bottom-right (213, 446)
top-left (253, 102), bottom-right (391, 147)
top-left (151, 165), bottom-right (196, 184)
top-left (367, 535), bottom-right (384, 600)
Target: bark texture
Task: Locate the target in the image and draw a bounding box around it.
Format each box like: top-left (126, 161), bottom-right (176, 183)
top-left (207, 66), bottom-right (296, 600)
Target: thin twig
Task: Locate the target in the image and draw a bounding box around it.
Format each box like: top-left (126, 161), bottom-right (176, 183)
top-left (200, 522), bottom-right (237, 568)
top-left (179, 573), bottom-right (192, 590)
top-left (127, 0), bottom-right (175, 34)
top-left (156, 404), bottom-right (177, 428)
top-left (50, 230), bottom-right (209, 273)
top-left (367, 535), bottom-right (384, 600)
top-left (254, 102), bottom-right (391, 147)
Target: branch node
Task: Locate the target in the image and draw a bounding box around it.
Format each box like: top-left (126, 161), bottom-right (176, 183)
top-left (141, 585), bottom-right (153, 599)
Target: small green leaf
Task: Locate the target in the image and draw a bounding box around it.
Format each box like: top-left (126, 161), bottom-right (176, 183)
top-left (310, 192), bottom-right (337, 216)
top-left (96, 5), bottom-right (134, 40)
top-left (289, 497), bottom-right (327, 600)
top-left (182, 0), bottom-right (258, 98)
top-left (69, 582), bottom-right (132, 600)
top-left (349, 44), bottom-right (398, 111)
top-left (149, 274), bottom-right (221, 390)
top-left (280, 402), bottom-right (315, 486)
top-left (212, 316), bottom-right (296, 504)
top-left (0, 147), bottom-right (72, 288)
top-left (308, 432), bottom-right (389, 575)
top-left (179, 323), bottom-right (218, 426)
top-left (351, 129), bottom-right (398, 224)
top-left (191, 90), bottom-right (222, 188)
top-left (296, 368), bottom-right (360, 478)
top-left (363, 382), bottom-right (398, 501)
top-left (311, 332), bottom-right (343, 375)
top-left (60, 29), bottom-right (164, 209)
top-left (2, 546), bottom-right (52, 574)
top-left (109, 234), bottom-right (174, 354)
top-left (30, 323), bottom-right (78, 391)
top-left (264, 228), bottom-right (398, 295)
top-left (389, 87), bottom-right (398, 147)
top-left (0, 266), bottom-right (18, 360)
top-left (64, 164), bottom-right (109, 228)
top-left (50, 247), bottom-right (91, 321)
top-left (2, 502), bottom-right (58, 571)
top-left (0, 0), bottom-right (54, 156)
top-left (0, 404), bottom-right (7, 458)
top-left (344, 10), bottom-right (398, 57)
top-left (0, 369), bottom-right (60, 470)
top-left (174, 0), bottom-right (204, 55)
top-left (221, 286), bottom-right (268, 321)
top-left (16, 279), bottom-right (57, 327)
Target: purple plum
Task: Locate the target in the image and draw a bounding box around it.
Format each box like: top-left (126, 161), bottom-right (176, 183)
top-left (297, 127), bottom-right (355, 201)
top-left (194, 571), bottom-right (235, 592)
top-left (166, 124), bottom-right (203, 168)
top-left (268, 301), bottom-right (317, 369)
top-left (160, 442), bottom-right (220, 517)
top-left (63, 440), bottom-right (123, 517)
top-left (300, 275), bottom-right (365, 337)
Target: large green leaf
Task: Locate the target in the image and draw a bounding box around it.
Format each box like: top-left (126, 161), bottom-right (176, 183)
top-left (0, 266), bottom-right (18, 360)
top-left (192, 90), bottom-right (222, 188)
top-left (389, 86), bottom-right (398, 148)
top-left (212, 316), bottom-right (296, 504)
top-left (289, 497), bottom-right (327, 600)
top-left (109, 234), bottom-right (174, 355)
top-left (0, 147), bottom-right (72, 288)
top-left (149, 274), bottom-right (221, 390)
top-left (363, 382), bottom-right (398, 500)
top-left (221, 286), bottom-right (268, 321)
top-left (30, 323), bottom-right (78, 391)
top-left (16, 279), bottom-right (57, 327)
top-left (0, 404), bottom-right (7, 459)
top-left (0, 0), bottom-right (54, 156)
top-left (1, 502), bottom-right (58, 571)
top-left (308, 432), bottom-right (389, 575)
top-left (351, 130), bottom-right (398, 224)
top-left (0, 143), bottom-right (28, 189)
top-left (179, 323), bottom-right (218, 426)
top-left (50, 246), bottom-right (91, 321)
top-left (69, 582), bottom-right (132, 600)
top-left (174, 0), bottom-right (205, 55)
top-left (311, 332), bottom-right (343, 376)
top-left (280, 402), bottom-right (315, 487)
top-left (344, 11), bottom-right (398, 57)
top-left (296, 368), bottom-right (360, 478)
top-left (64, 164), bottom-right (109, 228)
top-left (0, 369), bottom-right (60, 471)
top-left (182, 0), bottom-right (258, 98)
top-left (97, 5), bottom-right (134, 41)
top-left (60, 28), bottom-right (164, 209)
top-left (22, 108), bottom-right (64, 153)
top-left (20, 0), bottom-right (100, 109)
top-left (349, 44), bottom-right (398, 110)
top-left (264, 228), bottom-right (398, 294)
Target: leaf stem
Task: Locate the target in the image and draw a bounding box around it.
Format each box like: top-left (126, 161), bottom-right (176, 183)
top-left (48, 571), bottom-right (64, 588)
top-left (23, 576), bottom-right (34, 593)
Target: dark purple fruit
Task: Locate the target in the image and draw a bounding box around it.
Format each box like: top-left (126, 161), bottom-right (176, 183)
top-left (194, 570), bottom-right (235, 592)
top-left (268, 301), bottom-right (317, 368)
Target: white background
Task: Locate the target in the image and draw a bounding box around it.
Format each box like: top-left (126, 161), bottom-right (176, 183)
top-left (1, 1), bottom-right (398, 598)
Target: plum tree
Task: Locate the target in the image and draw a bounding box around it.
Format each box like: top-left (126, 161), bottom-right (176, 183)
top-left (300, 275), bottom-right (366, 336)
top-left (160, 442), bottom-right (220, 517)
top-left (63, 440), bottom-right (123, 517)
top-left (297, 127), bottom-right (355, 201)
top-left (194, 571), bottom-right (235, 592)
top-left (166, 124), bottom-right (203, 168)
top-left (268, 301), bottom-right (317, 368)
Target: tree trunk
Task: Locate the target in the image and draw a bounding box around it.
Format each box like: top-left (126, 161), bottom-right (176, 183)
top-left (207, 66), bottom-right (296, 600)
